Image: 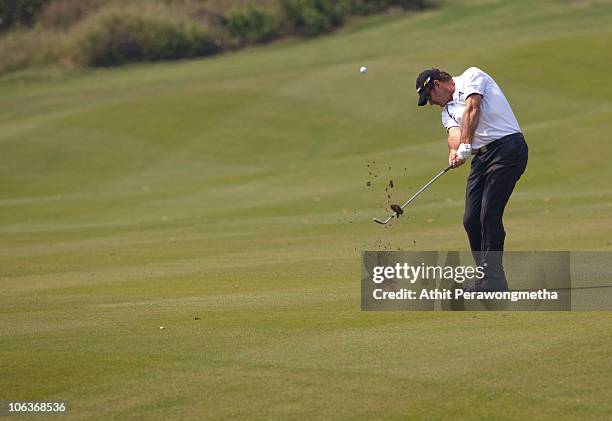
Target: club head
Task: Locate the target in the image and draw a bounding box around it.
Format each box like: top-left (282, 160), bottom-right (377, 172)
top-left (373, 216), bottom-right (393, 225)
top-left (390, 204), bottom-right (403, 217)
top-left (372, 165), bottom-right (451, 227)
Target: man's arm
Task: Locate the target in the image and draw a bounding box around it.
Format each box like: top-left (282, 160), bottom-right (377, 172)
top-left (459, 94), bottom-right (482, 145)
top-left (447, 127), bottom-right (463, 168)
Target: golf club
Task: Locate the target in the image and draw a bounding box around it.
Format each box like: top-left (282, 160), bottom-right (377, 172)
top-left (373, 165), bottom-right (453, 225)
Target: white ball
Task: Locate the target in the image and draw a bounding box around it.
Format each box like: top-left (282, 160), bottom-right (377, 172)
top-left (159, 326), bottom-right (165, 330)
top-left (360, 66), bottom-right (368, 74)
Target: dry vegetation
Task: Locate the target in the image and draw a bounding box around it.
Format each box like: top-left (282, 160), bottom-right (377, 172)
top-left (0, 0), bottom-right (430, 74)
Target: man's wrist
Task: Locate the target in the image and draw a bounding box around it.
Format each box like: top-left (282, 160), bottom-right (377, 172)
top-left (456, 143), bottom-right (473, 160)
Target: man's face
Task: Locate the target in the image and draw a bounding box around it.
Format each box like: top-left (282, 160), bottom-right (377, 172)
top-left (427, 81), bottom-right (450, 107)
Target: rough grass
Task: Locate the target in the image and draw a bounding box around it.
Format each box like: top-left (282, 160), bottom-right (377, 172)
top-left (0, 0), bottom-right (225, 73)
top-left (0, 0), bottom-right (430, 74)
top-left (1, 0), bottom-right (612, 419)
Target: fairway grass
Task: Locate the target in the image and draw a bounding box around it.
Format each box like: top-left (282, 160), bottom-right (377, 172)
top-left (1, 0), bottom-right (612, 419)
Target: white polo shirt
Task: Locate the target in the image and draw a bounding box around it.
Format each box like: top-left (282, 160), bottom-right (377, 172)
top-left (441, 67), bottom-right (521, 149)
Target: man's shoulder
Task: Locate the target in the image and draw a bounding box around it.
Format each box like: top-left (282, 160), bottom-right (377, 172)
top-left (460, 67), bottom-right (488, 79)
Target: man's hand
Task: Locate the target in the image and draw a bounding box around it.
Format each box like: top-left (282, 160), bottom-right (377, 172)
top-left (456, 143), bottom-right (472, 160)
top-left (447, 127), bottom-right (464, 168)
top-left (449, 149), bottom-right (465, 168)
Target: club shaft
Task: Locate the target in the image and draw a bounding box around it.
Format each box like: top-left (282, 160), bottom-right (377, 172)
top-left (399, 165), bottom-right (451, 209)
top-left (372, 165), bottom-right (452, 225)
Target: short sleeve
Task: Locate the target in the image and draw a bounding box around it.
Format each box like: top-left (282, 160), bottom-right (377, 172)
top-left (441, 107), bottom-right (460, 132)
top-left (463, 67), bottom-right (487, 98)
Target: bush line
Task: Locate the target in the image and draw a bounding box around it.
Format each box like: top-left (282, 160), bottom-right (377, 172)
top-left (0, 0), bottom-right (432, 74)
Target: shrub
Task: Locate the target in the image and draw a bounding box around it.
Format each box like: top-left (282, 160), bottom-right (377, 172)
top-left (387, 0), bottom-right (430, 10)
top-left (336, 0), bottom-right (369, 15)
top-left (0, 27), bottom-right (63, 74)
top-left (280, 0), bottom-right (345, 37)
top-left (0, 0), bottom-right (435, 75)
top-left (37, 0), bottom-right (104, 30)
top-left (72, 12), bottom-right (220, 67)
top-left (336, 0), bottom-right (431, 15)
top-left (0, 29), bottom-right (38, 72)
top-left (277, 0), bottom-right (430, 37)
top-left (0, 0), bottom-right (50, 31)
top-left (223, 5), bottom-right (279, 44)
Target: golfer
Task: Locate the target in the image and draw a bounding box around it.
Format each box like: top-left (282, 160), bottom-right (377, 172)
top-left (416, 67), bottom-right (528, 291)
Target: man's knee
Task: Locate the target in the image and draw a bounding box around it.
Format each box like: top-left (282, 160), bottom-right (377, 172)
top-left (480, 209), bottom-right (506, 246)
top-left (463, 211), bottom-right (479, 234)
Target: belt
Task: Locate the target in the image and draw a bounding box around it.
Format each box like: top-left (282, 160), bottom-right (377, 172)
top-left (475, 133), bottom-right (523, 155)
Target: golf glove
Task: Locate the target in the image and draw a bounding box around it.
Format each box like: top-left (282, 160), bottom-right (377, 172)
top-left (456, 143), bottom-right (472, 160)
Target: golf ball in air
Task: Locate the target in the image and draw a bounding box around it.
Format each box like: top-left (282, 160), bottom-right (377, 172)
top-left (360, 66), bottom-right (368, 74)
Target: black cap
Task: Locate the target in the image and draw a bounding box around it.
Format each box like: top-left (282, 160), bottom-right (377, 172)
top-left (416, 68), bottom-right (442, 106)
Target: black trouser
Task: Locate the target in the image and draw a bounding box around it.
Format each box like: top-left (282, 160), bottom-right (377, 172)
top-left (463, 133), bottom-right (528, 291)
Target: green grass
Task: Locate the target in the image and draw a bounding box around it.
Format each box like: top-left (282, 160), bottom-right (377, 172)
top-left (1, 0), bottom-right (612, 419)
